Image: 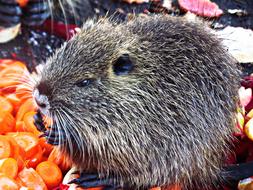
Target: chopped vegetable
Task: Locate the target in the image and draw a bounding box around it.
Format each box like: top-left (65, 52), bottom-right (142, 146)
top-left (36, 161), bottom-right (63, 189)
top-left (18, 167), bottom-right (48, 190)
top-left (0, 174), bottom-right (20, 190)
top-left (0, 158), bottom-right (18, 178)
top-left (0, 136), bottom-right (11, 159)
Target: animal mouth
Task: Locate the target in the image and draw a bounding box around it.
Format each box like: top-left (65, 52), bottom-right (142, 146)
top-left (34, 109), bottom-right (66, 146)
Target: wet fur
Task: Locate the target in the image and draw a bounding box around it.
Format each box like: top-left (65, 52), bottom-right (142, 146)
top-left (35, 15), bottom-right (240, 189)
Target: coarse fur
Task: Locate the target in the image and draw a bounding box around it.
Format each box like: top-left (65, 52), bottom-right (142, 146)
top-left (33, 15), bottom-right (241, 189)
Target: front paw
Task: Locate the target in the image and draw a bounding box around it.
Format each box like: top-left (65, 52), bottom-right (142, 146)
top-left (22, 0), bottom-right (50, 26)
top-left (69, 172), bottom-right (122, 190)
top-left (0, 0), bottom-right (21, 27)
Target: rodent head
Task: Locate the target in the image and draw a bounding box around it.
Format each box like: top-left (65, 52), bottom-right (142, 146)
top-left (33, 19), bottom-right (153, 174)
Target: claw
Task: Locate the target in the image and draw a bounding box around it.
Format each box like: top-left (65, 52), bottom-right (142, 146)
top-left (24, 1), bottom-right (49, 13)
top-left (0, 4), bottom-right (22, 15)
top-left (0, 1), bottom-right (21, 27)
top-left (22, 11), bottom-right (50, 26)
top-left (22, 0), bottom-right (50, 26)
top-left (69, 172), bottom-right (121, 190)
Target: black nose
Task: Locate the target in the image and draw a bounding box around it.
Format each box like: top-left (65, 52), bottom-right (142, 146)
top-left (35, 97), bottom-right (47, 108)
top-left (37, 81), bottom-right (51, 96)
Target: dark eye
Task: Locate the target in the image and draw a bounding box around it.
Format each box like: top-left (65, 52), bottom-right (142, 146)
top-left (75, 79), bottom-right (93, 87)
top-left (113, 54), bottom-right (134, 76)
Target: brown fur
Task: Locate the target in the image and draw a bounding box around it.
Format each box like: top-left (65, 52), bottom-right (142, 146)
top-left (34, 15), bottom-right (241, 189)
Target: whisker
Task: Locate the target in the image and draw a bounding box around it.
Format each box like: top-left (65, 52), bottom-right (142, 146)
top-left (58, 0), bottom-right (70, 39)
top-left (59, 107), bottom-right (85, 161)
top-left (56, 108), bottom-right (74, 158)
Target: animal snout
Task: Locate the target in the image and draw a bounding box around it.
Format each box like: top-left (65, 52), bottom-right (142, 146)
top-left (33, 87), bottom-right (50, 114)
top-left (35, 96), bottom-right (47, 108)
top-left (37, 81), bottom-right (51, 96)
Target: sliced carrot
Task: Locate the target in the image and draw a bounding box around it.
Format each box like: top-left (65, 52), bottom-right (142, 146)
top-left (17, 0), bottom-right (29, 7)
top-left (150, 188), bottom-right (161, 190)
top-left (48, 148), bottom-right (62, 166)
top-left (5, 93), bottom-right (21, 109)
top-left (7, 136), bottom-right (26, 171)
top-left (0, 66), bottom-right (26, 88)
top-left (0, 96), bottom-right (13, 113)
top-left (16, 98), bottom-right (35, 121)
top-left (0, 135), bottom-right (11, 159)
top-left (23, 111), bottom-right (41, 135)
top-left (15, 121), bottom-right (26, 132)
top-left (36, 161), bottom-right (63, 189)
top-left (8, 61), bottom-right (27, 69)
top-left (15, 176), bottom-right (26, 187)
top-left (85, 188), bottom-right (104, 190)
top-left (15, 84), bottom-right (32, 101)
top-left (18, 167), bottom-right (48, 190)
top-left (27, 145), bottom-right (43, 168)
top-left (0, 174), bottom-right (20, 190)
top-left (0, 60), bottom-right (26, 70)
top-left (39, 138), bottom-right (53, 156)
top-left (0, 110), bottom-right (15, 134)
top-left (166, 184), bottom-right (181, 190)
top-left (48, 148), bottom-right (71, 172)
top-left (0, 158), bottom-right (18, 178)
top-left (0, 59), bottom-right (15, 70)
top-left (0, 86), bottom-right (16, 95)
top-left (7, 132), bottom-right (39, 159)
top-left (0, 64), bottom-right (25, 76)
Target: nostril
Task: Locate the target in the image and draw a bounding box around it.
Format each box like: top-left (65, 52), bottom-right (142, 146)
top-left (35, 97), bottom-right (47, 108)
top-left (37, 81), bottom-right (51, 96)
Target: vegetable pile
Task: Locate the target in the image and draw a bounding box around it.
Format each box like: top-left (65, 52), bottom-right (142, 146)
top-left (0, 59), bottom-right (71, 189)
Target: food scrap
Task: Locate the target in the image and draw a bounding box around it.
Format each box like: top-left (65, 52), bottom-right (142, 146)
top-left (0, 59), bottom-right (69, 189)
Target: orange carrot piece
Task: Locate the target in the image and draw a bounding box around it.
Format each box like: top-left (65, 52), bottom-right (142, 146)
top-left (48, 148), bottom-right (71, 172)
top-left (18, 167), bottom-right (48, 190)
top-left (7, 136), bottom-right (26, 171)
top-left (15, 121), bottom-right (26, 132)
top-left (0, 66), bottom-right (26, 88)
top-left (15, 84), bottom-right (32, 101)
top-left (0, 174), bottom-right (20, 190)
top-left (0, 110), bottom-right (15, 134)
top-left (39, 138), bottom-right (53, 156)
top-left (0, 59), bottom-right (15, 70)
top-left (86, 188), bottom-right (104, 190)
top-left (0, 60), bottom-right (26, 70)
top-left (36, 161), bottom-right (63, 189)
top-left (0, 135), bottom-right (11, 159)
top-left (5, 93), bottom-right (21, 108)
top-left (7, 132), bottom-right (39, 159)
top-left (166, 184), bottom-right (181, 190)
top-left (0, 96), bottom-right (13, 113)
top-left (150, 187), bottom-right (161, 190)
top-left (27, 145), bottom-right (43, 168)
top-left (48, 148), bottom-right (63, 166)
top-left (17, 0), bottom-right (29, 7)
top-left (16, 98), bottom-right (35, 121)
top-left (0, 158), bottom-right (18, 178)
top-left (23, 111), bottom-right (41, 135)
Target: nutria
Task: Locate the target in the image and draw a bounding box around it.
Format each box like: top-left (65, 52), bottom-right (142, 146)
top-left (32, 15), bottom-right (243, 190)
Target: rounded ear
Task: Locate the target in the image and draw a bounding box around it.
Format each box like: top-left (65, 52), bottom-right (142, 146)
top-left (112, 54), bottom-right (134, 76)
